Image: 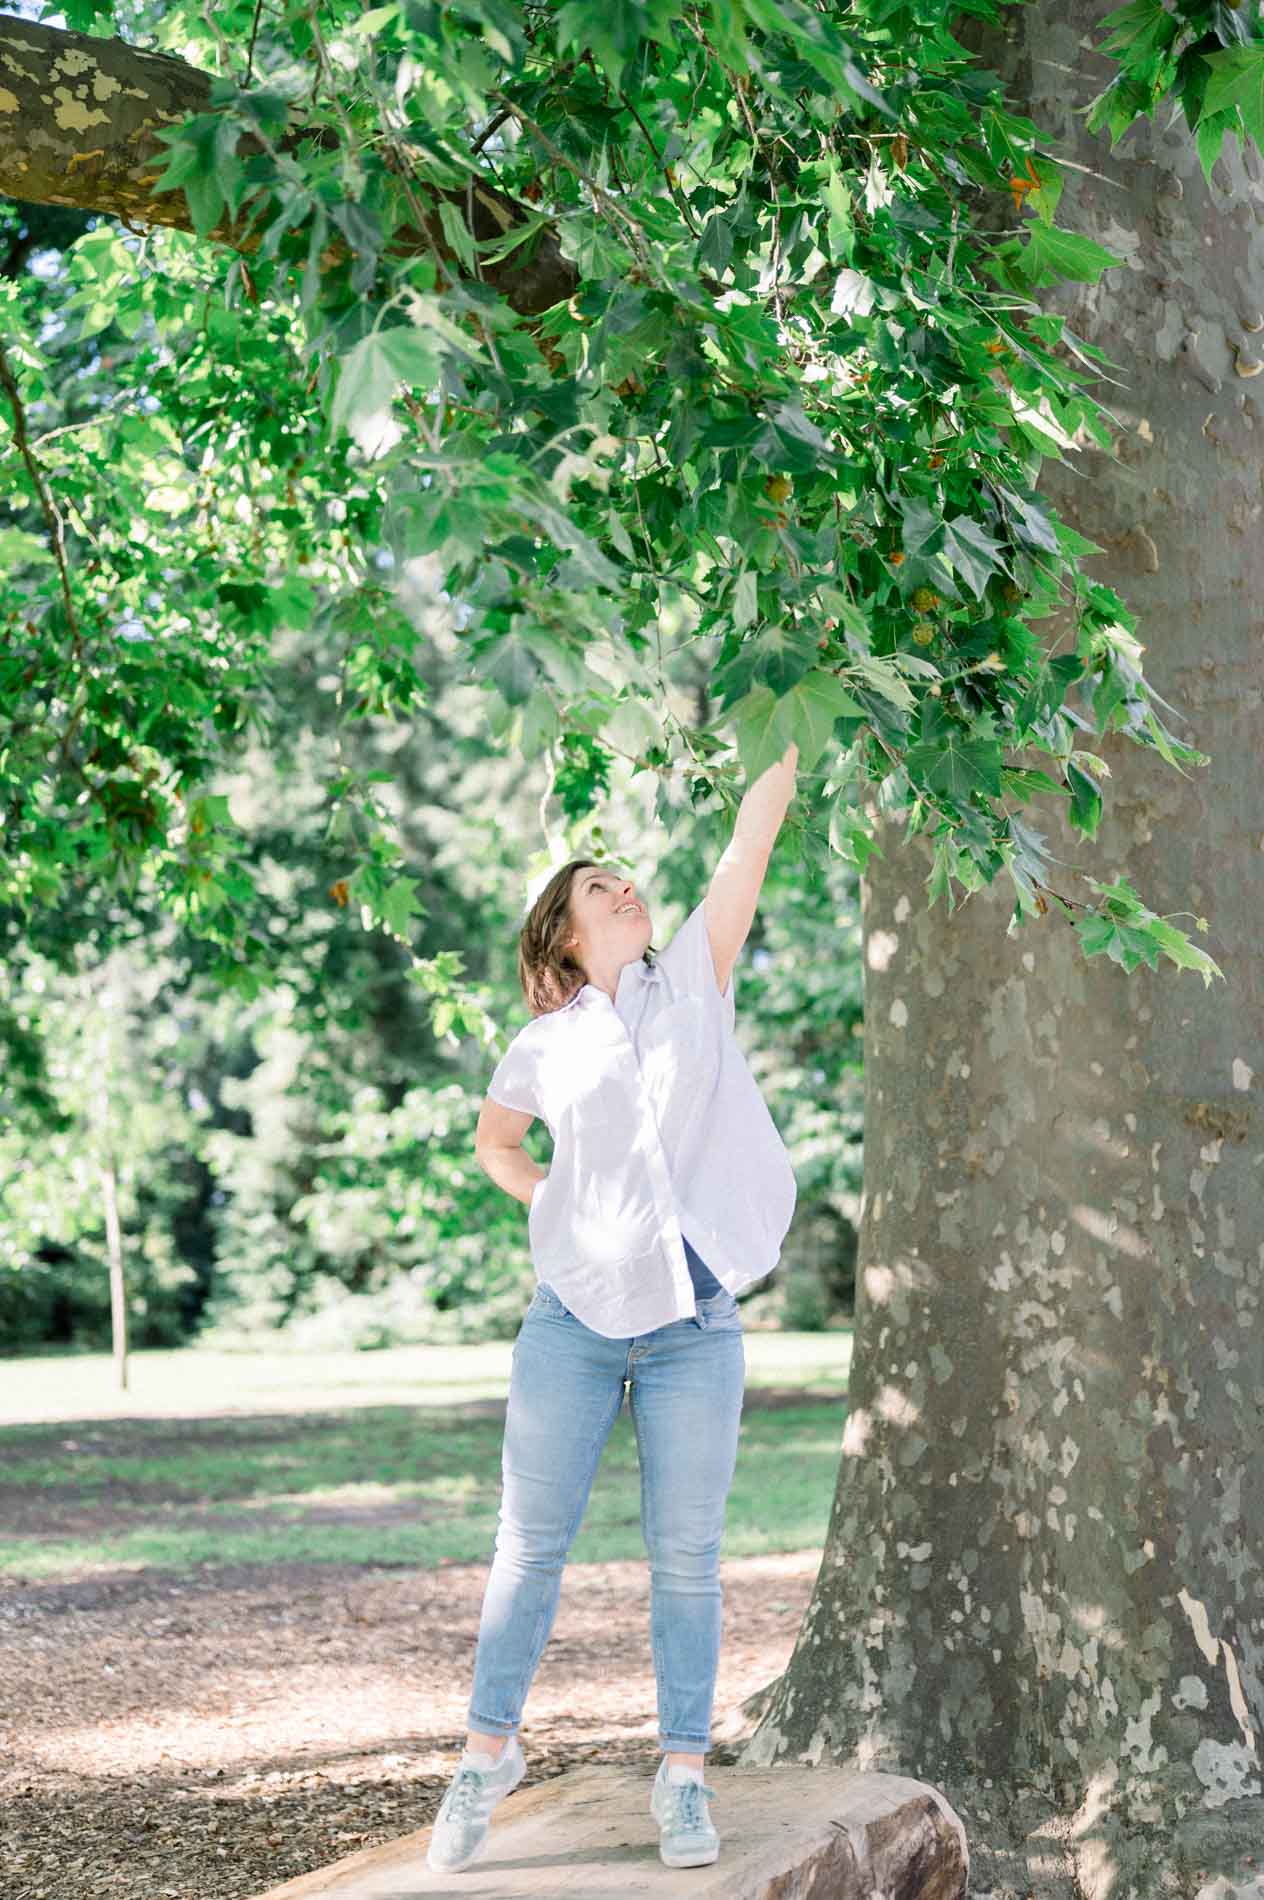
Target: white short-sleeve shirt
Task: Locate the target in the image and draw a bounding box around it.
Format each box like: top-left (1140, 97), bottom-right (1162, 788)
top-left (485, 896), bottom-right (797, 1338)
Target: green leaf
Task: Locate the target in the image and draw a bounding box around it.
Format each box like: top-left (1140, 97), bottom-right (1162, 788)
top-left (437, 198), bottom-right (479, 272)
top-left (829, 793), bottom-right (881, 870)
top-left (383, 329), bottom-right (443, 386)
top-left (184, 171), bottom-right (225, 239)
top-left (732, 685), bottom-right (787, 781)
top-left (1004, 813), bottom-right (1051, 905)
top-left (996, 484), bottom-right (1060, 556)
top-left (698, 210), bottom-right (734, 275)
top-left (1202, 46), bottom-right (1264, 152)
top-left (829, 267), bottom-right (876, 318)
top-left (517, 625), bottom-right (590, 695)
top-left (1000, 767), bottom-right (1069, 799)
top-left (823, 161), bottom-right (855, 263)
top-left (782, 669), bottom-right (865, 770)
top-left (1075, 911), bottom-right (1159, 974)
top-left (905, 728), bottom-right (1004, 804)
top-left (736, 0), bottom-right (895, 118)
top-left (603, 693), bottom-right (660, 758)
top-left (555, 0), bottom-right (679, 85)
top-left (1072, 877), bottom-right (1216, 980)
top-left (760, 400), bottom-right (834, 474)
top-left (731, 670), bottom-right (863, 779)
top-left (1066, 759), bottom-right (1104, 838)
top-left (520, 685), bottom-right (560, 760)
top-left (1142, 707), bottom-right (1210, 773)
top-left (714, 622), bottom-right (820, 708)
top-left (924, 835), bottom-right (958, 911)
top-left (379, 875), bottom-right (420, 940)
top-left (469, 629), bottom-right (541, 706)
top-left (732, 568), bottom-right (759, 630)
top-left (520, 497), bottom-right (621, 590)
top-left (347, 3), bottom-right (400, 33)
top-left (1013, 224), bottom-right (1126, 288)
top-left (330, 328), bottom-right (439, 452)
top-left (1140, 917), bottom-right (1224, 987)
top-left (840, 652), bottom-right (923, 713)
top-left (942, 515), bottom-right (1009, 599)
top-left (1196, 107), bottom-right (1238, 186)
top-left (1022, 155), bottom-right (1064, 226)
top-left (898, 495), bottom-right (945, 563)
top-left (331, 333), bottom-right (400, 446)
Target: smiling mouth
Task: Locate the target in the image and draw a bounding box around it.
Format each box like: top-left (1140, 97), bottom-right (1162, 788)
top-left (615, 903), bottom-right (645, 918)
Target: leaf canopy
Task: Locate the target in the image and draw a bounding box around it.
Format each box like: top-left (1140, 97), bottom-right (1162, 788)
top-left (0, 0), bottom-right (1243, 1010)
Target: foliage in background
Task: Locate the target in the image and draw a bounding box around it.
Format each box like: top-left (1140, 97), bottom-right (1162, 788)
top-left (4, 0), bottom-right (1259, 1345)
top-left (0, 592), bottom-right (863, 1348)
top-left (0, 942), bottom-right (213, 1349)
top-left (3, 0), bottom-right (1247, 1008)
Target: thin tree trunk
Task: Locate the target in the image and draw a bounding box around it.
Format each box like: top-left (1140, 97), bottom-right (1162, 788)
top-left (101, 1149), bottom-right (128, 1392)
top-left (743, 9), bottom-right (1264, 1895)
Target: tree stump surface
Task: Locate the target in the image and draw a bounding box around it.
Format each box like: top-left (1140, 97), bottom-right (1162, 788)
top-left (247, 1763), bottom-right (969, 1899)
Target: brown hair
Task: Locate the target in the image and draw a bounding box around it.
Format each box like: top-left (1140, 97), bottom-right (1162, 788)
top-left (517, 858), bottom-right (656, 1018)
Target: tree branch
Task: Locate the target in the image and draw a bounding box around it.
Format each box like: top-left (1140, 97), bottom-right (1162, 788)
top-left (0, 14), bottom-right (578, 317)
top-left (0, 336), bottom-right (81, 652)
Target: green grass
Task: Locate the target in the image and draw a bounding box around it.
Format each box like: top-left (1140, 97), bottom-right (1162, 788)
top-left (0, 1331), bottom-right (852, 1422)
top-left (0, 1332), bottom-right (850, 1581)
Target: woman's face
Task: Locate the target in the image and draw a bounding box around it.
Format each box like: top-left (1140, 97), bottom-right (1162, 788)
top-left (565, 864), bottom-right (652, 975)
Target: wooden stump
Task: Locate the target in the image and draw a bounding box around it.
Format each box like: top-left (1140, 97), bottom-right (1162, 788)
top-left (248, 1764), bottom-right (969, 1898)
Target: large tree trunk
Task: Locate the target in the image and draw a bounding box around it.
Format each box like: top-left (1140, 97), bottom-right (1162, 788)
top-left (743, 9), bottom-right (1264, 1895)
top-left (0, 16), bottom-right (575, 315)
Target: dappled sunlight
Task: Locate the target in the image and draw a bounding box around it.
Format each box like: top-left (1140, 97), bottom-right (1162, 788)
top-left (875, 1384), bottom-right (921, 1429)
top-left (1067, 1601), bottom-right (1126, 1650)
top-left (9, 1549), bottom-right (825, 1798)
top-left (233, 1479), bottom-right (468, 1514)
top-left (866, 927), bottom-right (900, 971)
top-left (1067, 1765), bottom-right (1121, 1890)
top-left (1, 1374), bottom-right (850, 1583)
top-left (20, 1669), bottom-right (436, 1779)
top-left (860, 1258), bottom-right (934, 1306)
top-left (1070, 1201), bottom-right (1150, 1258)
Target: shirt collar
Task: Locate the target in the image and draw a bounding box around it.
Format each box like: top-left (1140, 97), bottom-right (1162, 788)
top-left (558, 956), bottom-right (656, 1014)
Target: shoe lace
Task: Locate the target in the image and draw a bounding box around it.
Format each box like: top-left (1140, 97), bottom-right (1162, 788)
top-left (446, 1765), bottom-right (489, 1822)
top-left (667, 1777), bottom-right (716, 1832)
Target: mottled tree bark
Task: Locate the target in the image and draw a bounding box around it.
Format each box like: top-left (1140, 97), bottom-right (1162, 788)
top-left (743, 10), bottom-right (1264, 1896)
top-left (0, 16), bottom-right (576, 314)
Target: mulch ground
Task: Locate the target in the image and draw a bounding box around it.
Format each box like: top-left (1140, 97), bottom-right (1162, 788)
top-left (0, 1545), bottom-right (818, 1900)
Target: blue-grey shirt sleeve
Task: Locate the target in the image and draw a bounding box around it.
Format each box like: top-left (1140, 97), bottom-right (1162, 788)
top-left (653, 895), bottom-right (737, 1031)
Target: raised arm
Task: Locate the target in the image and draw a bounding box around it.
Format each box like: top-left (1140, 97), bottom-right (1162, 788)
top-left (704, 742), bottom-right (799, 995)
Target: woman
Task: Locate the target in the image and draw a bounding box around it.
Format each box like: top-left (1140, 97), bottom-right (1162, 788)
top-left (427, 741), bottom-right (799, 1877)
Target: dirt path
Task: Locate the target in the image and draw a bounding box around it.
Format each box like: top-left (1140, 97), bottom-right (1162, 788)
top-left (0, 1549), bottom-right (818, 1900)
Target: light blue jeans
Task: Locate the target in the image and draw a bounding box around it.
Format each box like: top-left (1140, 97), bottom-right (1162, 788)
top-left (466, 1277), bottom-right (746, 1753)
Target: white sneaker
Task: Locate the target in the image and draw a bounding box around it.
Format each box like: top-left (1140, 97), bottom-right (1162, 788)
top-left (650, 1755), bottom-right (720, 1868)
top-left (425, 1735), bottom-right (526, 1873)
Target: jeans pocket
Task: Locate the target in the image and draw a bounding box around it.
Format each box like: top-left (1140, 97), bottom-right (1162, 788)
top-left (696, 1291), bottom-right (741, 1330)
top-left (531, 1281), bottom-right (568, 1317)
